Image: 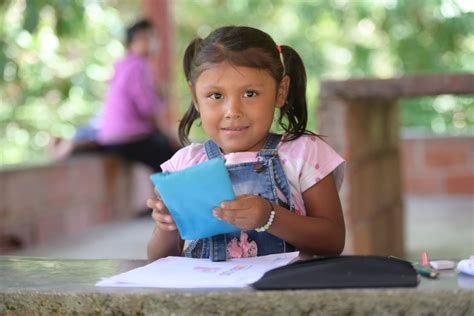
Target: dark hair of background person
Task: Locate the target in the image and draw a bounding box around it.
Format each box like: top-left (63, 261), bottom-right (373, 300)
top-left (126, 19), bottom-right (152, 48)
top-left (179, 25), bottom-right (315, 145)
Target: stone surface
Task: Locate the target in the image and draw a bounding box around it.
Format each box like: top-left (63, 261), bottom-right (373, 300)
top-left (320, 73), bottom-right (474, 99)
top-left (0, 256), bottom-right (473, 315)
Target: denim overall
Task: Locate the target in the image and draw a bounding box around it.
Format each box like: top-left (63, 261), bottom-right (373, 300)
top-left (183, 133), bottom-right (296, 261)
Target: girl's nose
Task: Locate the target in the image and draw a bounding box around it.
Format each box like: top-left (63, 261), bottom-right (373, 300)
top-left (224, 97), bottom-right (243, 119)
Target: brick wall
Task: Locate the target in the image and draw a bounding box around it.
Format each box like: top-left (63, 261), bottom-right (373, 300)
top-left (0, 155), bottom-right (153, 253)
top-left (401, 134), bottom-right (474, 195)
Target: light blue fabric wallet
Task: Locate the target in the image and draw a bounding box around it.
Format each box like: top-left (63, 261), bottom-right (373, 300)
top-left (150, 158), bottom-right (239, 240)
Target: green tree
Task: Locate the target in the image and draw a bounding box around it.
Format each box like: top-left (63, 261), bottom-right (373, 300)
top-left (0, 0), bottom-right (137, 164)
top-left (1, 0), bottom-right (473, 165)
top-left (173, 0), bottom-right (473, 139)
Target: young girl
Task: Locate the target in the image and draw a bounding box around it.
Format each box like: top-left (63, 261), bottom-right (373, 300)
top-left (147, 26), bottom-right (345, 262)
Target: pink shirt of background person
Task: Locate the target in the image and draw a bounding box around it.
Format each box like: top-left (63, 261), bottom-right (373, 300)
top-left (97, 53), bottom-right (163, 144)
top-left (161, 134), bottom-right (345, 216)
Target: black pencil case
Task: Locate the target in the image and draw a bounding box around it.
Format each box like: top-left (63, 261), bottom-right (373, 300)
top-left (252, 255), bottom-right (418, 290)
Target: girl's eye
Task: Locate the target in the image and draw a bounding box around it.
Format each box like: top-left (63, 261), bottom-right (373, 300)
top-left (244, 90), bottom-right (257, 98)
top-left (208, 92), bottom-right (223, 100)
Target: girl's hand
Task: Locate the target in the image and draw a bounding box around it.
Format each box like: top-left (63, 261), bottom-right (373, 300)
top-left (212, 194), bottom-right (272, 230)
top-left (146, 190), bottom-right (177, 231)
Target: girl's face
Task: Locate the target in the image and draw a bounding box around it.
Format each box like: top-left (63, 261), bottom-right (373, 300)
top-left (192, 62), bottom-right (289, 154)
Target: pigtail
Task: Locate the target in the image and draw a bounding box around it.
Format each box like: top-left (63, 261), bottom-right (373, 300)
top-left (179, 38), bottom-right (203, 145)
top-left (278, 45), bottom-right (310, 141)
top-left (183, 38), bottom-right (202, 81)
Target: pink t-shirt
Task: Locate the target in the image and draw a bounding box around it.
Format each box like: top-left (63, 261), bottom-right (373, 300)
top-left (161, 135), bottom-right (345, 216)
top-left (97, 53), bottom-right (163, 145)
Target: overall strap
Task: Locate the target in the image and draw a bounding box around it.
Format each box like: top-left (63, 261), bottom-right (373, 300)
top-left (204, 134), bottom-right (292, 261)
top-left (204, 134), bottom-right (293, 209)
top-left (272, 156), bottom-right (293, 210)
top-left (204, 139), bottom-right (221, 159)
top-left (260, 134), bottom-right (293, 210)
top-left (258, 133), bottom-right (281, 158)
top-left (203, 139), bottom-right (226, 261)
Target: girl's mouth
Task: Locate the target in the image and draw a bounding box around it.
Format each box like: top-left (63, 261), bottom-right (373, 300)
top-left (222, 126), bottom-right (248, 131)
top-left (221, 126), bottom-right (249, 135)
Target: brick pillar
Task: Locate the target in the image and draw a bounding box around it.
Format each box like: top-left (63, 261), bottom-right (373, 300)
top-left (319, 96), bottom-right (404, 257)
top-left (142, 0), bottom-right (177, 131)
top-left (142, 0), bottom-right (173, 90)
top-left (318, 74), bottom-right (474, 257)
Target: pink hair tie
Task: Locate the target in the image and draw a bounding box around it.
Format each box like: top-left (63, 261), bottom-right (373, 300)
top-left (277, 45), bottom-right (285, 75)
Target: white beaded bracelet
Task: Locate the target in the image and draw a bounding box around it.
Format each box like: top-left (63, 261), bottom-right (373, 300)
top-left (255, 201), bottom-right (276, 232)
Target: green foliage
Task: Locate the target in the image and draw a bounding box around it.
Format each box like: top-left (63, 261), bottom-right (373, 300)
top-left (401, 95), bottom-right (474, 133)
top-left (0, 0), bottom-right (138, 164)
top-left (1, 0), bottom-right (473, 165)
top-left (172, 0), bottom-right (473, 141)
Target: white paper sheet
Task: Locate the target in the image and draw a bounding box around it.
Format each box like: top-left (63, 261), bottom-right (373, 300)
top-left (96, 252), bottom-right (299, 288)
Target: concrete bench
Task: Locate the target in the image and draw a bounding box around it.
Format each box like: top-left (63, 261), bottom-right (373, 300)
top-left (0, 155), bottom-right (153, 253)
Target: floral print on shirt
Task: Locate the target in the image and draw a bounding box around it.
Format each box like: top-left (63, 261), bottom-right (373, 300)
top-left (226, 231), bottom-right (258, 258)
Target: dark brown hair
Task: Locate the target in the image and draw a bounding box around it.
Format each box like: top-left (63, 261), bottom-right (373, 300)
top-left (179, 26), bottom-right (313, 145)
top-left (126, 19), bottom-right (152, 48)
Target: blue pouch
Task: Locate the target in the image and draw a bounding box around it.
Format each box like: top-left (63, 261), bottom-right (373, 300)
top-left (150, 158), bottom-right (239, 240)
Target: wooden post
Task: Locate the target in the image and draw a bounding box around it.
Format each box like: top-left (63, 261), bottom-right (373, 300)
top-left (142, 0), bottom-right (177, 133)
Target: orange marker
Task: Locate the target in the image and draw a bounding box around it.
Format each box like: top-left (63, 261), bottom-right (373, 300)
top-left (421, 252), bottom-right (429, 266)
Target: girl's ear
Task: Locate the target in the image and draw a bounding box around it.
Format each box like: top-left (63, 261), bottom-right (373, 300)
top-left (188, 81), bottom-right (199, 112)
top-left (276, 75), bottom-right (290, 108)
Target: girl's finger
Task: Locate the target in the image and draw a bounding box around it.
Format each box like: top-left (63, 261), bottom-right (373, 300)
top-left (220, 201), bottom-right (246, 210)
top-left (154, 210), bottom-right (177, 230)
top-left (146, 198), bottom-right (156, 209)
top-left (146, 197), bottom-right (162, 208)
top-left (157, 222), bottom-right (177, 231)
top-left (154, 200), bottom-right (166, 211)
top-left (212, 208), bottom-right (224, 220)
top-left (213, 208), bottom-right (246, 225)
top-left (220, 194), bottom-right (254, 209)
top-left (220, 208), bottom-right (248, 220)
top-left (147, 198), bottom-right (169, 214)
top-left (152, 209), bottom-right (174, 224)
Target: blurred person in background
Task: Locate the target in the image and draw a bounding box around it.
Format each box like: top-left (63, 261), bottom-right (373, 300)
top-left (97, 18), bottom-right (178, 172)
top-left (50, 19), bottom-right (178, 172)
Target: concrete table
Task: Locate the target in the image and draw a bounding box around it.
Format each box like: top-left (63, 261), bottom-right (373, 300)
top-left (0, 256), bottom-right (472, 315)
